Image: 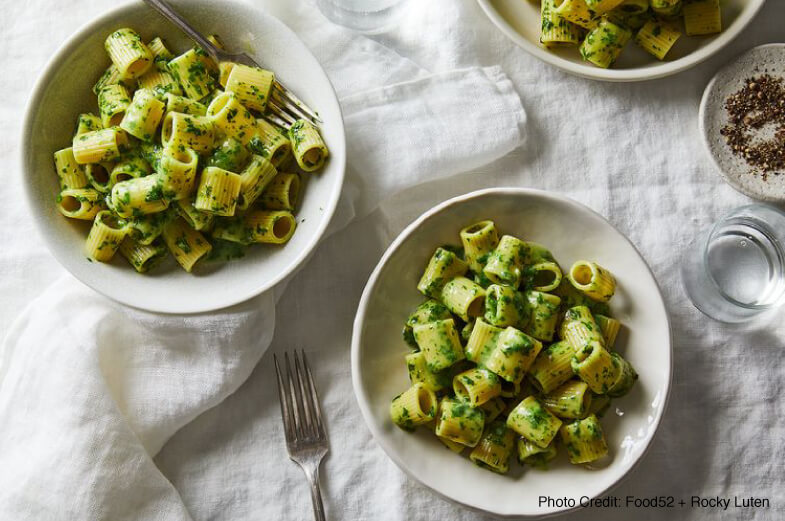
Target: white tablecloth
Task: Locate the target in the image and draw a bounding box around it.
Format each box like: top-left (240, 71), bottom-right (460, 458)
top-left (2, 1), bottom-right (784, 520)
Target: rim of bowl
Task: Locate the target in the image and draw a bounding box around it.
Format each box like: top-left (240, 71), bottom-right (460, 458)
top-left (698, 43), bottom-right (785, 204)
top-left (19, 0), bottom-right (346, 314)
top-left (350, 187), bottom-right (674, 518)
top-left (476, 0), bottom-right (766, 82)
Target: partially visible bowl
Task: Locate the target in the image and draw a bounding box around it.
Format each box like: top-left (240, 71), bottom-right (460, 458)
top-left (351, 188), bottom-right (672, 518)
top-left (21, 0), bottom-right (345, 313)
top-left (477, 0), bottom-right (766, 82)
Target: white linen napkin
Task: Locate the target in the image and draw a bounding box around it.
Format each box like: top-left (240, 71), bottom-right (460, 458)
top-left (0, 15), bottom-right (526, 521)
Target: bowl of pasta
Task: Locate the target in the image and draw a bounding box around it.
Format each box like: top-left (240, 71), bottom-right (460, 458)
top-left (351, 188), bottom-right (672, 517)
top-left (21, 0), bottom-right (345, 313)
top-left (477, 0), bottom-right (765, 81)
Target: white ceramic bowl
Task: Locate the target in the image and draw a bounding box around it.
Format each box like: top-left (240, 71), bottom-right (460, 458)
top-left (352, 188), bottom-right (672, 518)
top-left (21, 0), bottom-right (345, 313)
top-left (477, 0), bottom-right (765, 82)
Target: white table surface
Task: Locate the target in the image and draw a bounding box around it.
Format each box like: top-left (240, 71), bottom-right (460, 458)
top-left (2, 0), bottom-right (784, 519)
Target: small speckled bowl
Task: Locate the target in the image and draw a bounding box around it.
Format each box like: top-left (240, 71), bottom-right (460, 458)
top-left (699, 44), bottom-right (785, 202)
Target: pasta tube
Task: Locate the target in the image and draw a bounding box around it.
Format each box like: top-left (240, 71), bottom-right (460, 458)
top-left (459, 220), bottom-right (499, 272)
top-left (555, 0), bottom-right (598, 29)
top-left (289, 120), bottom-right (329, 172)
top-left (98, 84), bottom-right (132, 128)
top-left (206, 91), bottom-right (258, 144)
top-left (523, 290), bottom-right (561, 342)
top-left (435, 397), bottom-right (485, 447)
top-left (105, 28), bottom-right (153, 79)
top-left (137, 68), bottom-right (182, 98)
top-left (484, 327), bottom-right (542, 383)
top-left (440, 276), bottom-right (486, 321)
top-left (127, 210), bottom-right (175, 245)
top-left (406, 351), bottom-right (451, 392)
top-left (469, 421), bottom-right (517, 474)
top-left (161, 112), bottom-right (215, 154)
top-left (208, 137), bottom-right (251, 172)
top-left (175, 198), bottom-right (214, 232)
top-left (412, 319), bottom-right (465, 372)
top-left (110, 174), bottom-right (170, 218)
top-left (118, 237), bottom-right (167, 273)
top-left (162, 217), bottom-right (212, 272)
top-left (224, 63), bottom-right (275, 112)
top-left (167, 48), bottom-right (217, 100)
top-left (164, 93), bottom-right (207, 116)
top-left (560, 414), bottom-right (608, 464)
top-left (72, 127), bottom-right (128, 164)
top-left (579, 17), bottom-right (632, 69)
top-left (211, 210), bottom-right (296, 245)
top-left (635, 19), bottom-right (682, 60)
top-left (594, 314), bottom-right (621, 348)
top-left (506, 396), bottom-right (562, 449)
top-left (53, 148), bottom-right (88, 189)
top-left (683, 0), bottom-right (721, 36)
top-left (250, 118), bottom-right (292, 167)
top-left (417, 247), bottom-right (468, 298)
top-left (453, 367), bottom-right (502, 407)
top-left (159, 146), bottom-right (199, 201)
top-left (483, 284), bottom-right (527, 328)
top-left (528, 341), bottom-right (576, 394)
top-left (85, 210), bottom-right (129, 262)
top-left (237, 155), bottom-right (278, 211)
top-left (120, 88), bottom-right (165, 141)
top-left (543, 380), bottom-right (592, 419)
top-left (464, 318), bottom-right (503, 365)
top-left (194, 166), bottom-right (243, 216)
top-left (560, 305), bottom-right (606, 361)
top-left (568, 260), bottom-right (616, 302)
top-left (483, 235), bottom-right (526, 287)
top-left (57, 188), bottom-right (104, 220)
top-left (541, 0), bottom-right (584, 46)
top-left (260, 172), bottom-right (300, 211)
top-left (607, 352), bottom-right (638, 397)
top-left (570, 343), bottom-right (620, 394)
top-left (74, 113), bottom-right (102, 137)
top-left (517, 438), bottom-right (558, 468)
top-left (390, 383), bottom-right (437, 431)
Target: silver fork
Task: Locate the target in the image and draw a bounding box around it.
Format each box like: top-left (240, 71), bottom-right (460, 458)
top-left (143, 0), bottom-right (321, 129)
top-left (273, 351), bottom-right (329, 521)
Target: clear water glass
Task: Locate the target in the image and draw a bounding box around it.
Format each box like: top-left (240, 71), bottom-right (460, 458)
top-left (316, 0), bottom-right (411, 34)
top-left (681, 204), bottom-right (785, 323)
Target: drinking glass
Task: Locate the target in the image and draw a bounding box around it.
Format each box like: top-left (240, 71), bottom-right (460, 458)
top-left (316, 0), bottom-right (411, 34)
top-left (681, 204), bottom-right (785, 323)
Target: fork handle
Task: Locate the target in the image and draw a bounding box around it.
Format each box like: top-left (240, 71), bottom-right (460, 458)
top-left (142, 0), bottom-right (222, 61)
top-left (303, 464), bottom-right (326, 521)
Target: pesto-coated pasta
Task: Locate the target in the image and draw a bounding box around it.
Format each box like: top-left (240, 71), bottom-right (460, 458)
top-left (453, 368), bottom-right (502, 407)
top-left (540, 0), bottom-right (584, 47)
top-left (388, 220), bottom-right (637, 473)
top-left (635, 19), bottom-right (682, 60)
top-left (260, 172), bottom-right (300, 211)
top-left (390, 383), bottom-right (437, 430)
top-left (435, 397), bottom-right (485, 447)
top-left (417, 247), bottom-right (469, 298)
top-left (289, 119), bottom-right (329, 172)
top-left (120, 88), bottom-right (165, 141)
top-left (683, 0), bottom-right (721, 35)
top-left (224, 63), bottom-right (275, 112)
top-left (568, 260), bottom-right (616, 302)
top-left (469, 421), bottom-right (517, 474)
top-left (579, 17), bottom-right (632, 69)
top-left (413, 318), bottom-right (465, 372)
top-left (440, 276), bottom-right (486, 321)
top-left (554, 0), bottom-right (598, 29)
top-left (506, 396), bottom-right (562, 448)
top-left (105, 28), bottom-right (153, 79)
top-left (57, 188), bottom-right (105, 220)
top-left (53, 148), bottom-right (89, 189)
top-left (118, 237), bottom-right (168, 273)
top-left (53, 27), bottom-right (326, 274)
top-left (460, 220), bottom-right (499, 272)
top-left (162, 217), bottom-right (212, 272)
top-left (85, 210), bottom-right (129, 262)
top-left (560, 414), bottom-right (608, 464)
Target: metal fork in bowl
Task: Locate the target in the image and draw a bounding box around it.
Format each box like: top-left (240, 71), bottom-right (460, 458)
top-left (274, 351), bottom-right (329, 521)
top-left (143, 0), bottom-right (321, 129)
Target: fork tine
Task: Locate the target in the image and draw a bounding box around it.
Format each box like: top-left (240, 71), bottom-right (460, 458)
top-left (271, 88), bottom-right (318, 126)
top-left (274, 81), bottom-right (322, 124)
top-left (273, 354), bottom-right (295, 444)
top-left (294, 352), bottom-right (316, 439)
top-left (268, 100), bottom-right (298, 126)
top-left (301, 351), bottom-right (327, 439)
top-left (284, 352), bottom-right (304, 439)
top-left (262, 113), bottom-right (291, 131)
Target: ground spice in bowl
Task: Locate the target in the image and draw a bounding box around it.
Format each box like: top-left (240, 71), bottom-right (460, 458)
top-left (720, 74), bottom-right (785, 180)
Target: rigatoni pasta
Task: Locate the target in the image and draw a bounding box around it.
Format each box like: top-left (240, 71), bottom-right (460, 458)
top-left (389, 220), bottom-right (638, 473)
top-left (52, 27), bottom-right (329, 274)
top-left (535, 0), bottom-right (726, 67)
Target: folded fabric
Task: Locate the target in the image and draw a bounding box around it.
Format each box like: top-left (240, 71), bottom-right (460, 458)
top-left (0, 26), bottom-right (526, 521)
